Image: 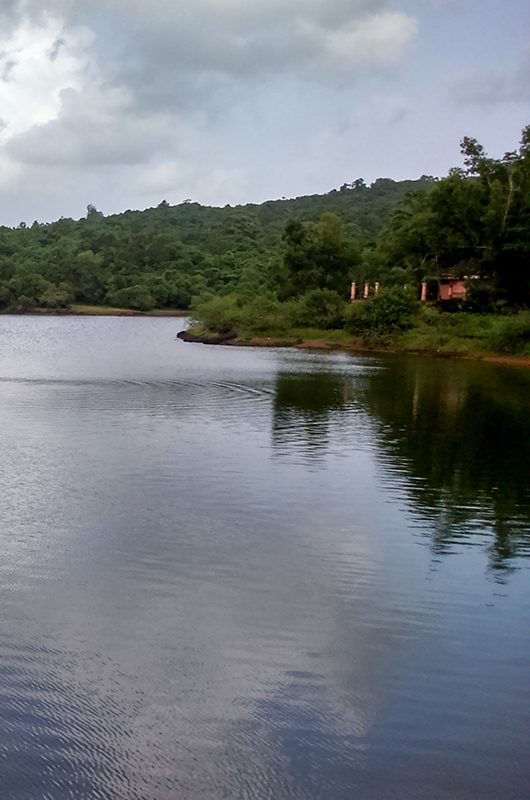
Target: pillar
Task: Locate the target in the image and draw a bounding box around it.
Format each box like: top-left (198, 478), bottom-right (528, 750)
top-left (350, 282), bottom-right (357, 301)
top-left (375, 282), bottom-right (381, 295)
top-left (363, 282), bottom-right (370, 299)
top-left (421, 282), bottom-right (428, 303)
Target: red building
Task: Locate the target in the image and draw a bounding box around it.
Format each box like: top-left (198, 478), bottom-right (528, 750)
top-left (438, 277), bottom-right (467, 302)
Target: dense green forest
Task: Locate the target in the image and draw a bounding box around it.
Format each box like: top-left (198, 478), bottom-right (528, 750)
top-left (372, 127), bottom-right (530, 306)
top-left (184, 126), bottom-right (530, 356)
top-left (0, 177), bottom-right (432, 312)
top-left (1, 126), bottom-right (528, 349)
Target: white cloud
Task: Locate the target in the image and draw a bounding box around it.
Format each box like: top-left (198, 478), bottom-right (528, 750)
top-left (325, 12), bottom-right (418, 71)
top-left (2, 0), bottom-right (524, 227)
top-left (0, 0), bottom-right (419, 206)
top-left (7, 85), bottom-right (170, 167)
top-left (0, 11), bottom-right (94, 185)
top-left (0, 13), bottom-right (92, 138)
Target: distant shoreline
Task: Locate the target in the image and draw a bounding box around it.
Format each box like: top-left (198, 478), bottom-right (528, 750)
top-left (0, 305), bottom-right (188, 317)
top-left (177, 328), bottom-right (530, 368)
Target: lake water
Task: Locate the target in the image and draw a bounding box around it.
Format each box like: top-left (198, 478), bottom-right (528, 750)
top-left (0, 315), bottom-right (528, 800)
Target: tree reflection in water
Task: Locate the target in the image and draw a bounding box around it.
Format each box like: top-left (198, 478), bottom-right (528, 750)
top-left (362, 357), bottom-right (530, 573)
top-left (272, 371), bottom-right (360, 462)
top-left (271, 357), bottom-right (530, 573)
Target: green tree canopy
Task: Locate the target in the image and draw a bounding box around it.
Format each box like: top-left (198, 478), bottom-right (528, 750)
top-left (276, 212), bottom-right (360, 299)
top-left (376, 125), bottom-right (530, 305)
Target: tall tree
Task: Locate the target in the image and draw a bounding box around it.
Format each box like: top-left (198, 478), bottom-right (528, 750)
top-left (277, 213), bottom-right (360, 299)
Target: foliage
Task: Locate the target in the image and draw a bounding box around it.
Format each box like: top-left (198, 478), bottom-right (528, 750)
top-left (191, 293), bottom-right (292, 337)
top-left (0, 177), bottom-right (430, 311)
top-left (107, 285), bottom-right (155, 311)
top-left (1, 125), bottom-right (528, 321)
top-left (190, 294), bottom-right (244, 336)
top-left (346, 287), bottom-right (419, 338)
top-left (275, 213), bottom-right (360, 299)
top-left (289, 289), bottom-right (347, 329)
top-left (487, 312), bottom-right (530, 355)
top-left (190, 290), bottom-right (530, 358)
top-left (374, 125), bottom-right (530, 305)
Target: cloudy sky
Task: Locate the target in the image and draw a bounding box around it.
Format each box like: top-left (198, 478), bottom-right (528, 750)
top-left (0, 0), bottom-right (528, 226)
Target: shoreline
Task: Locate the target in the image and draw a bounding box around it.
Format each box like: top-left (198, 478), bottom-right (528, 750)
top-left (1, 305), bottom-right (188, 317)
top-left (177, 329), bottom-right (530, 368)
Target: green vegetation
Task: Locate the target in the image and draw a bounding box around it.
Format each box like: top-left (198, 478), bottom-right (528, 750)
top-left (189, 292), bottom-right (530, 357)
top-left (0, 176), bottom-right (430, 313)
top-left (188, 125), bottom-right (530, 359)
top-left (370, 129), bottom-right (530, 307)
top-left (2, 125), bottom-right (529, 358)
top-left (346, 287), bottom-right (418, 338)
top-left (70, 305), bottom-right (185, 316)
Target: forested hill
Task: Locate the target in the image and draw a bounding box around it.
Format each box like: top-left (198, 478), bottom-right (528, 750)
top-left (0, 177), bottom-right (433, 311)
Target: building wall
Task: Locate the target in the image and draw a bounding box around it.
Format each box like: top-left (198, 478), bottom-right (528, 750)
top-left (439, 280), bottom-right (467, 301)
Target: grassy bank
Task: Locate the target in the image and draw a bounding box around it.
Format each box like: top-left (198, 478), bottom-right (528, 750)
top-left (180, 320), bottom-right (530, 363)
top-left (183, 294), bottom-right (530, 362)
top-left (1, 305), bottom-right (189, 317)
top-left (71, 305), bottom-right (188, 316)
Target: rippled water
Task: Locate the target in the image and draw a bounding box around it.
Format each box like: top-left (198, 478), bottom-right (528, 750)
top-left (0, 315), bottom-right (528, 800)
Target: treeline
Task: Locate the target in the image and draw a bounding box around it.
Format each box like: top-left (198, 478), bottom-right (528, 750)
top-left (2, 126), bottom-right (528, 320)
top-left (0, 177), bottom-right (429, 312)
top-left (263, 125), bottom-right (530, 308)
top-left (190, 127), bottom-right (530, 356)
top-left (369, 127), bottom-right (530, 308)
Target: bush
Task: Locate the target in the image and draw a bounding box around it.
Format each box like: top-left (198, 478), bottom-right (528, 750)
top-left (235, 296), bottom-right (291, 335)
top-left (107, 285), bottom-right (155, 311)
top-left (346, 287), bottom-right (419, 338)
top-left (488, 313), bottom-right (530, 355)
top-left (191, 293), bottom-right (291, 337)
top-left (289, 289), bottom-right (347, 329)
top-left (190, 294), bottom-right (244, 335)
top-left (7, 273), bottom-right (53, 309)
top-left (0, 284), bottom-right (12, 309)
top-left (12, 295), bottom-right (38, 312)
top-left (464, 280), bottom-right (498, 313)
top-left (40, 285), bottom-right (72, 309)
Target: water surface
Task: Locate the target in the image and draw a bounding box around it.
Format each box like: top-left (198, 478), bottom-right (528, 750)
top-left (0, 316), bottom-right (528, 799)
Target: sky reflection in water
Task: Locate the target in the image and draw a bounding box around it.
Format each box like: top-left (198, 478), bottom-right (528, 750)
top-left (0, 316), bottom-right (527, 799)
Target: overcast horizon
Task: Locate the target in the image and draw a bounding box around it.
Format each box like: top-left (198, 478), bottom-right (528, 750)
top-left (0, 0), bottom-right (528, 227)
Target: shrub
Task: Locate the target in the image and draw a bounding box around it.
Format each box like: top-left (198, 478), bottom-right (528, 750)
top-left (488, 313), bottom-right (530, 355)
top-left (40, 285), bottom-right (72, 309)
top-left (464, 280), bottom-right (497, 313)
top-left (107, 285), bottom-right (155, 311)
top-left (190, 294), bottom-right (244, 335)
top-left (290, 289), bottom-right (347, 329)
top-left (191, 293), bottom-right (291, 337)
top-left (346, 287), bottom-right (419, 338)
top-left (0, 284), bottom-right (12, 309)
top-left (235, 295), bottom-right (291, 335)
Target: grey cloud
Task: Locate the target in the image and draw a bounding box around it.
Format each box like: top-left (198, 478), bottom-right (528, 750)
top-left (1, 58), bottom-right (17, 82)
top-left (451, 55), bottom-right (530, 106)
top-left (124, 2), bottom-right (413, 76)
top-left (49, 37), bottom-right (66, 62)
top-left (0, 0), bottom-right (419, 146)
top-left (18, 0), bottom-right (415, 82)
top-left (7, 88), bottom-right (175, 168)
top-left (0, 0), bottom-right (21, 28)
top-left (2, 0), bottom-right (524, 231)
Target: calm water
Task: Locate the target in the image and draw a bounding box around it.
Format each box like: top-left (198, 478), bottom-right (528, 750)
top-left (0, 316), bottom-right (528, 800)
